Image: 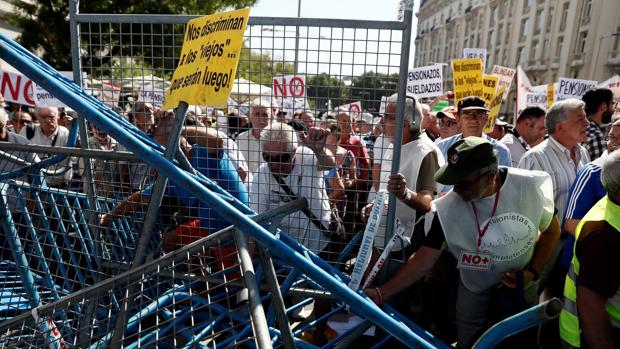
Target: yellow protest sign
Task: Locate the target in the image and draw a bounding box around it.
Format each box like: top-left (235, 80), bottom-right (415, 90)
top-left (452, 58), bottom-right (484, 107)
top-left (163, 8), bottom-right (249, 109)
top-left (484, 86), bottom-right (506, 133)
top-left (481, 74), bottom-right (500, 105)
top-left (547, 83), bottom-right (555, 108)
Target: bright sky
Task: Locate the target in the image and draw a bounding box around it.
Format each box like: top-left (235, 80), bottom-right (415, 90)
top-left (249, 0), bottom-right (418, 71)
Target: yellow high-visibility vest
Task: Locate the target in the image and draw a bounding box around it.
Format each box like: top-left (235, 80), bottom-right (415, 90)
top-left (559, 196), bottom-right (620, 347)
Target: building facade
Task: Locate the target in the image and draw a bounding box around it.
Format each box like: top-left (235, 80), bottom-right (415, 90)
top-left (415, 0), bottom-right (620, 117)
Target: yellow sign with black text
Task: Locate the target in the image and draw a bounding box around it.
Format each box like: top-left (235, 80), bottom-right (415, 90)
top-left (484, 86), bottom-right (506, 133)
top-left (452, 58), bottom-right (484, 107)
top-left (481, 74), bottom-right (499, 106)
top-left (163, 8), bottom-right (249, 109)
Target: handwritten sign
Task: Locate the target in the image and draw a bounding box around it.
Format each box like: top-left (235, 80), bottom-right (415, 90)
top-left (163, 8), bottom-right (249, 108)
top-left (452, 58), bottom-right (484, 106)
top-left (481, 74), bottom-right (499, 106)
top-left (407, 64), bottom-right (443, 98)
top-left (484, 86), bottom-right (506, 133)
top-left (491, 65), bottom-right (516, 100)
top-left (556, 77), bottom-right (597, 101)
top-left (464, 48), bottom-right (487, 71)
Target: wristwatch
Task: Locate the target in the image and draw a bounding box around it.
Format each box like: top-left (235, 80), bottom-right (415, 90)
top-left (525, 265), bottom-right (540, 281)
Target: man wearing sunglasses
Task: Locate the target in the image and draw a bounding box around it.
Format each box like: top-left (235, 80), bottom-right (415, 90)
top-left (249, 121), bottom-right (336, 254)
top-left (366, 137), bottom-right (560, 348)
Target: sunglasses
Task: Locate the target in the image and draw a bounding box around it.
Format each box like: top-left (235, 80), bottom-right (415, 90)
top-left (262, 152), bottom-right (293, 163)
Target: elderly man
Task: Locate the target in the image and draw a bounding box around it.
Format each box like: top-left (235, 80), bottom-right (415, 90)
top-left (437, 96), bottom-right (512, 168)
top-left (118, 102), bottom-right (156, 192)
top-left (9, 111), bottom-right (33, 134)
top-left (362, 93), bottom-right (444, 253)
top-left (249, 121), bottom-right (335, 255)
top-left (501, 106), bottom-right (547, 166)
top-left (19, 107), bottom-right (73, 188)
top-left (518, 98), bottom-right (590, 310)
top-left (337, 109), bottom-right (370, 186)
top-left (366, 137), bottom-right (560, 349)
top-left (559, 150), bottom-right (620, 349)
top-left (236, 99), bottom-right (273, 174)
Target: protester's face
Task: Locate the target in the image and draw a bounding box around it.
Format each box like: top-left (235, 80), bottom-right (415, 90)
top-left (557, 107), bottom-right (588, 145)
top-left (523, 117), bottom-right (547, 145)
top-left (602, 99), bottom-right (615, 125)
top-left (457, 109), bottom-right (488, 137)
top-left (263, 141), bottom-right (296, 176)
top-left (337, 113), bottom-right (353, 136)
top-left (133, 104), bottom-right (155, 132)
top-left (438, 117), bottom-right (459, 139)
top-left (37, 108), bottom-right (59, 135)
top-left (607, 126), bottom-right (620, 153)
top-left (453, 171), bottom-right (493, 202)
top-left (383, 104), bottom-right (399, 140)
top-left (297, 112), bottom-right (315, 128)
top-left (12, 112), bottom-right (33, 133)
top-left (325, 132), bottom-right (339, 154)
top-left (250, 106), bottom-right (271, 131)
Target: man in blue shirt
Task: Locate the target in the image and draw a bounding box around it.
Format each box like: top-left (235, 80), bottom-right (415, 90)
top-left (437, 96), bottom-right (512, 168)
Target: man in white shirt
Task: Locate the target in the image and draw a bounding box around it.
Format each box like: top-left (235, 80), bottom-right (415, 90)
top-left (19, 107), bottom-right (72, 188)
top-left (236, 99), bottom-right (273, 174)
top-left (501, 106), bottom-right (547, 166)
top-left (518, 98), bottom-right (590, 301)
top-left (249, 122), bottom-right (335, 255)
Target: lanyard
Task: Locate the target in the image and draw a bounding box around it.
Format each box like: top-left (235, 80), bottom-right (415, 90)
top-left (470, 189), bottom-right (501, 249)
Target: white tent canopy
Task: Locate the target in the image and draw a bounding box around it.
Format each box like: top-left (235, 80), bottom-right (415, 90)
top-left (228, 77), bottom-right (271, 105)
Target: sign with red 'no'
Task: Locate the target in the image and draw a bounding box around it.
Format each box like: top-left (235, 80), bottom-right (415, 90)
top-left (272, 75), bottom-right (306, 99)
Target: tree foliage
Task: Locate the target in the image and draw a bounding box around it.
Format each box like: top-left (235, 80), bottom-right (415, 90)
top-left (7, 0), bottom-right (257, 71)
top-left (349, 71), bottom-right (399, 112)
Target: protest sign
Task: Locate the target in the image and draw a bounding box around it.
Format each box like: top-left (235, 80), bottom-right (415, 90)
top-left (452, 58), bottom-right (484, 106)
top-left (556, 77), bottom-right (597, 101)
top-left (491, 65), bottom-right (516, 100)
top-left (464, 48), bottom-right (487, 71)
top-left (481, 74), bottom-right (499, 105)
top-left (338, 101), bottom-right (362, 120)
top-left (138, 88), bottom-right (165, 107)
top-left (34, 71), bottom-right (86, 108)
top-left (484, 86), bottom-right (505, 133)
top-left (0, 71), bottom-right (34, 106)
top-left (547, 83), bottom-right (555, 108)
top-left (163, 8), bottom-right (249, 109)
top-left (406, 64), bottom-right (443, 98)
top-left (273, 74), bottom-right (308, 115)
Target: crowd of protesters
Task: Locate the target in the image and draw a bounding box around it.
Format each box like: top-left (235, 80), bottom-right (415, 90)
top-left (1, 85), bottom-right (620, 349)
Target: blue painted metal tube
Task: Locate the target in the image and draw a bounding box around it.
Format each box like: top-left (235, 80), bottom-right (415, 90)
top-left (473, 298), bottom-right (563, 349)
top-left (0, 34), bottom-right (439, 349)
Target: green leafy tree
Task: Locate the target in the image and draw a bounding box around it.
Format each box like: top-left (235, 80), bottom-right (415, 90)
top-left (7, 0), bottom-right (257, 72)
top-left (236, 43), bottom-right (295, 86)
top-left (349, 71), bottom-right (399, 112)
top-left (306, 73), bottom-right (345, 111)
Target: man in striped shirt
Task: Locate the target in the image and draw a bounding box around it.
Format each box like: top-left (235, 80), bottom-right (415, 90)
top-left (518, 98), bottom-right (590, 302)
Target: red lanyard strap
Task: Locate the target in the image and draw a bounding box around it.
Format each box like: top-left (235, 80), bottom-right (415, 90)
top-left (471, 189), bottom-right (501, 248)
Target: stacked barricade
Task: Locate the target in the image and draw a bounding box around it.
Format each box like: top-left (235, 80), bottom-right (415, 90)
top-left (0, 6), bottom-right (557, 349)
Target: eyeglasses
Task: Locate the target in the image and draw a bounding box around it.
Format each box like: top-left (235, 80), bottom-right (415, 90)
top-left (263, 152), bottom-right (293, 163)
top-left (605, 135), bottom-right (619, 143)
top-left (439, 119), bottom-right (457, 127)
top-left (18, 120), bottom-right (33, 125)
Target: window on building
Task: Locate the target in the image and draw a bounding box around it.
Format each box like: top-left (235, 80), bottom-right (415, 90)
top-left (581, 0), bottom-right (592, 24)
top-left (560, 2), bottom-right (569, 31)
top-left (542, 39), bottom-right (549, 58)
top-left (490, 8), bottom-right (496, 26)
top-left (497, 24), bottom-right (503, 45)
top-left (523, 0), bottom-right (532, 13)
top-left (577, 31), bottom-right (588, 53)
top-left (506, 22), bottom-right (511, 41)
top-left (535, 9), bottom-right (544, 32)
top-left (520, 18), bottom-right (529, 41)
top-left (530, 40), bottom-right (539, 60)
top-left (547, 7), bottom-right (554, 30)
top-left (556, 36), bottom-right (564, 57)
top-left (517, 46), bottom-right (525, 65)
top-left (488, 30), bottom-right (494, 48)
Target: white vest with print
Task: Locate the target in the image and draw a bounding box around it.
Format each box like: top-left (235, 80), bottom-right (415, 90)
top-left (434, 167), bottom-right (554, 292)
